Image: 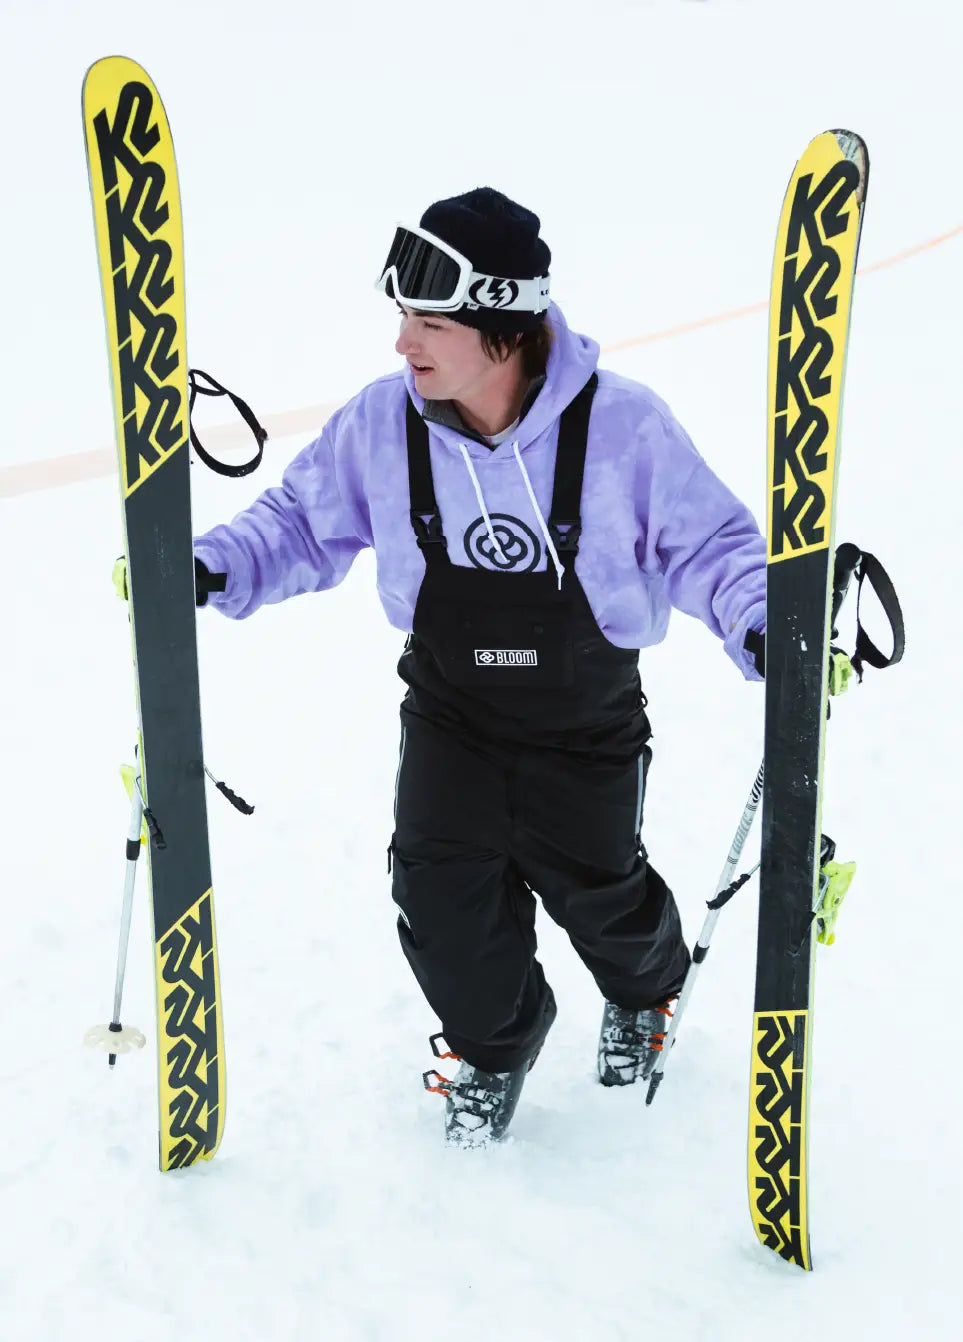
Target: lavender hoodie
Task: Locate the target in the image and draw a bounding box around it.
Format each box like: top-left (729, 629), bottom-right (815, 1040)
top-left (194, 304), bottom-right (766, 678)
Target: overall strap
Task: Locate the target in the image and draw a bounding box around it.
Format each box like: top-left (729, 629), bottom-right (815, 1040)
top-left (548, 373), bottom-right (599, 565)
top-left (405, 396), bottom-right (448, 563)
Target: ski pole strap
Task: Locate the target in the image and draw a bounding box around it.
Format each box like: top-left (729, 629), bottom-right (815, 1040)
top-left (748, 545), bottom-right (905, 682)
top-left (841, 545), bottom-right (906, 680)
top-left (187, 368), bottom-right (268, 478)
top-left (831, 541), bottom-right (862, 627)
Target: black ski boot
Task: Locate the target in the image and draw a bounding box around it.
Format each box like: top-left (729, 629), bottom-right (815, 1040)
top-left (442, 1061), bottom-right (528, 1147)
top-left (597, 999), bottom-right (675, 1086)
top-left (423, 1034), bottom-right (534, 1147)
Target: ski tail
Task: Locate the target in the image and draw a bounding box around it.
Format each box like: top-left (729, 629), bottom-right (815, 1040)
top-left (83, 55), bottom-right (226, 1170)
top-left (750, 129), bottom-right (868, 1270)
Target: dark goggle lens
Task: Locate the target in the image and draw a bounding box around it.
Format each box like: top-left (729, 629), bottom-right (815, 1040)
top-left (382, 228), bottom-right (462, 303)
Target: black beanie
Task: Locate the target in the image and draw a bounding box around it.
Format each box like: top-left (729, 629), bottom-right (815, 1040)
top-left (419, 187), bottom-right (551, 332)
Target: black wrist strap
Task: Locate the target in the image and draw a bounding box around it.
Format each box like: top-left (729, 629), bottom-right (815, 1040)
top-left (743, 543), bottom-right (905, 681)
top-left (848, 548), bottom-right (905, 679)
top-left (188, 368), bottom-right (268, 478)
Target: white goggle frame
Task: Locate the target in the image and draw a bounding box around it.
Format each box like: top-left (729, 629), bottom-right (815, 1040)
top-left (376, 222), bottom-right (550, 314)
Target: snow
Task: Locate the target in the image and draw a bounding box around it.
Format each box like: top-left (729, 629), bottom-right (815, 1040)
top-left (1, 0), bottom-right (961, 1338)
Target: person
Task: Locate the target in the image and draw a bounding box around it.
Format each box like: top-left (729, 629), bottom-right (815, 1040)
top-left (192, 187), bottom-right (767, 1146)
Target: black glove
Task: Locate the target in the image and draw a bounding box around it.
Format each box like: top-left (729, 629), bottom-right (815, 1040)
top-left (112, 556), bottom-right (226, 607)
top-left (193, 558), bottom-right (227, 607)
top-left (745, 629), bottom-right (766, 677)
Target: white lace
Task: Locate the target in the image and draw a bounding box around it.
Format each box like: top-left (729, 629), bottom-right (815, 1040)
top-left (512, 442), bottom-right (564, 590)
top-left (456, 440), bottom-right (565, 589)
top-left (457, 444), bottom-right (507, 562)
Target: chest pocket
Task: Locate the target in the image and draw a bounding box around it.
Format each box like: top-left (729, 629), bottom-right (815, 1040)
top-left (424, 596), bottom-right (574, 688)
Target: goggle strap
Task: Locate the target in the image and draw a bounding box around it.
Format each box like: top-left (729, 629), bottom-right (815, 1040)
top-left (461, 273), bottom-right (550, 314)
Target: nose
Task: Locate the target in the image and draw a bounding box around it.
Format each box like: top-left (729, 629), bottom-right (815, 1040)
top-left (395, 317), bottom-right (417, 358)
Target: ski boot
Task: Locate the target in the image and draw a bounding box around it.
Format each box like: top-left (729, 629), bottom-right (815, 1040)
top-left (597, 998), bottom-right (675, 1086)
top-left (423, 1034), bottom-right (531, 1147)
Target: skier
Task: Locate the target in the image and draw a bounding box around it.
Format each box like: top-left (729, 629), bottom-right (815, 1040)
top-left (191, 188), bottom-right (767, 1146)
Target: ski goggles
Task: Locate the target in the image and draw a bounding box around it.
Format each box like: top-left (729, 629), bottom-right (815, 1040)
top-left (376, 224), bottom-right (550, 314)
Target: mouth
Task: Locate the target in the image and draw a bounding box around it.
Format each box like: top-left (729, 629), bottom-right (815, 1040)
top-left (409, 362), bottom-right (433, 376)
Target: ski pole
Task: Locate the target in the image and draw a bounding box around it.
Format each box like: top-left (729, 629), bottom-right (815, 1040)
top-left (646, 761), bottom-right (764, 1106)
top-left (84, 767), bottom-right (147, 1065)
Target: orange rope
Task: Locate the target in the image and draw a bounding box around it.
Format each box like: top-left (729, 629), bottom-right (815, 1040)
top-left (603, 299), bottom-right (768, 354)
top-left (602, 223), bottom-right (963, 355)
top-left (857, 222), bottom-right (963, 275)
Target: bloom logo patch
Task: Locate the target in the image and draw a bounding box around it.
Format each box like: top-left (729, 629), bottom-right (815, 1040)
top-left (474, 649), bottom-right (538, 667)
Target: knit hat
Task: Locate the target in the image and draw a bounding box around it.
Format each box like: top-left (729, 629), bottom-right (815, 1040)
top-left (419, 187), bottom-right (551, 332)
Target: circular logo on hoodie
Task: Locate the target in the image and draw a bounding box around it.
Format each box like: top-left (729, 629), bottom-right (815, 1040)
top-left (468, 278), bottom-right (519, 309)
top-left (464, 514), bottom-right (541, 572)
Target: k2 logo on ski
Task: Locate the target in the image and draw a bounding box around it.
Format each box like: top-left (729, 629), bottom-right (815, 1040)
top-left (749, 1011), bottom-right (808, 1266)
top-left (93, 80), bottom-right (186, 495)
top-left (157, 891), bottom-right (222, 1167)
top-left (770, 158), bottom-right (861, 559)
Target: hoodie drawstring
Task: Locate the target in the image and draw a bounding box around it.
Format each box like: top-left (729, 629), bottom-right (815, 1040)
top-left (457, 444), bottom-right (508, 563)
top-left (512, 443), bottom-right (564, 591)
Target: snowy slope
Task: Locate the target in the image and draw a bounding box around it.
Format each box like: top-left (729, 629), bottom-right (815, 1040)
top-left (1, 1), bottom-right (961, 1339)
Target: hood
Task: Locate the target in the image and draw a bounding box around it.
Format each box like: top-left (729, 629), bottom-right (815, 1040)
top-left (402, 303), bottom-right (600, 460)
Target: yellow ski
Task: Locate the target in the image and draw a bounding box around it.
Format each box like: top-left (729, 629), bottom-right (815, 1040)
top-left (750, 130), bottom-right (868, 1269)
top-left (83, 56), bottom-right (226, 1170)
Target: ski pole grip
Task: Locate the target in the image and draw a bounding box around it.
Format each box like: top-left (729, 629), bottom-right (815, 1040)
top-left (143, 806), bottom-right (167, 850)
top-left (215, 779), bottom-right (255, 815)
top-left (831, 542), bottom-right (862, 628)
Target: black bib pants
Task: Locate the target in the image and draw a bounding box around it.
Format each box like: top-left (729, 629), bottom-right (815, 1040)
top-left (390, 377), bottom-right (690, 1073)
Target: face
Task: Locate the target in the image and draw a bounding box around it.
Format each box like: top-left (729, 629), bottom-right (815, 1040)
top-left (395, 304), bottom-right (497, 403)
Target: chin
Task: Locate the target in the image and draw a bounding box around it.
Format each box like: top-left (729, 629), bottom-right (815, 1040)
top-left (416, 373), bottom-right (446, 397)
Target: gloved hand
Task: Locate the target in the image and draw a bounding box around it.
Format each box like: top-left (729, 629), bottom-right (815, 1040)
top-left (112, 555), bottom-right (226, 606)
top-left (745, 630), bottom-right (853, 697)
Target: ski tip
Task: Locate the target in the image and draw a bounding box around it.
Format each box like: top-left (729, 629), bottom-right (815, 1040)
top-left (84, 53), bottom-right (146, 79)
top-left (82, 55), bottom-right (159, 124)
top-left (829, 129), bottom-right (870, 192)
top-left (829, 127), bottom-right (866, 149)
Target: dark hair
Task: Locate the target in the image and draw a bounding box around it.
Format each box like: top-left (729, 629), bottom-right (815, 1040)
top-left (479, 319), bottom-right (552, 380)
